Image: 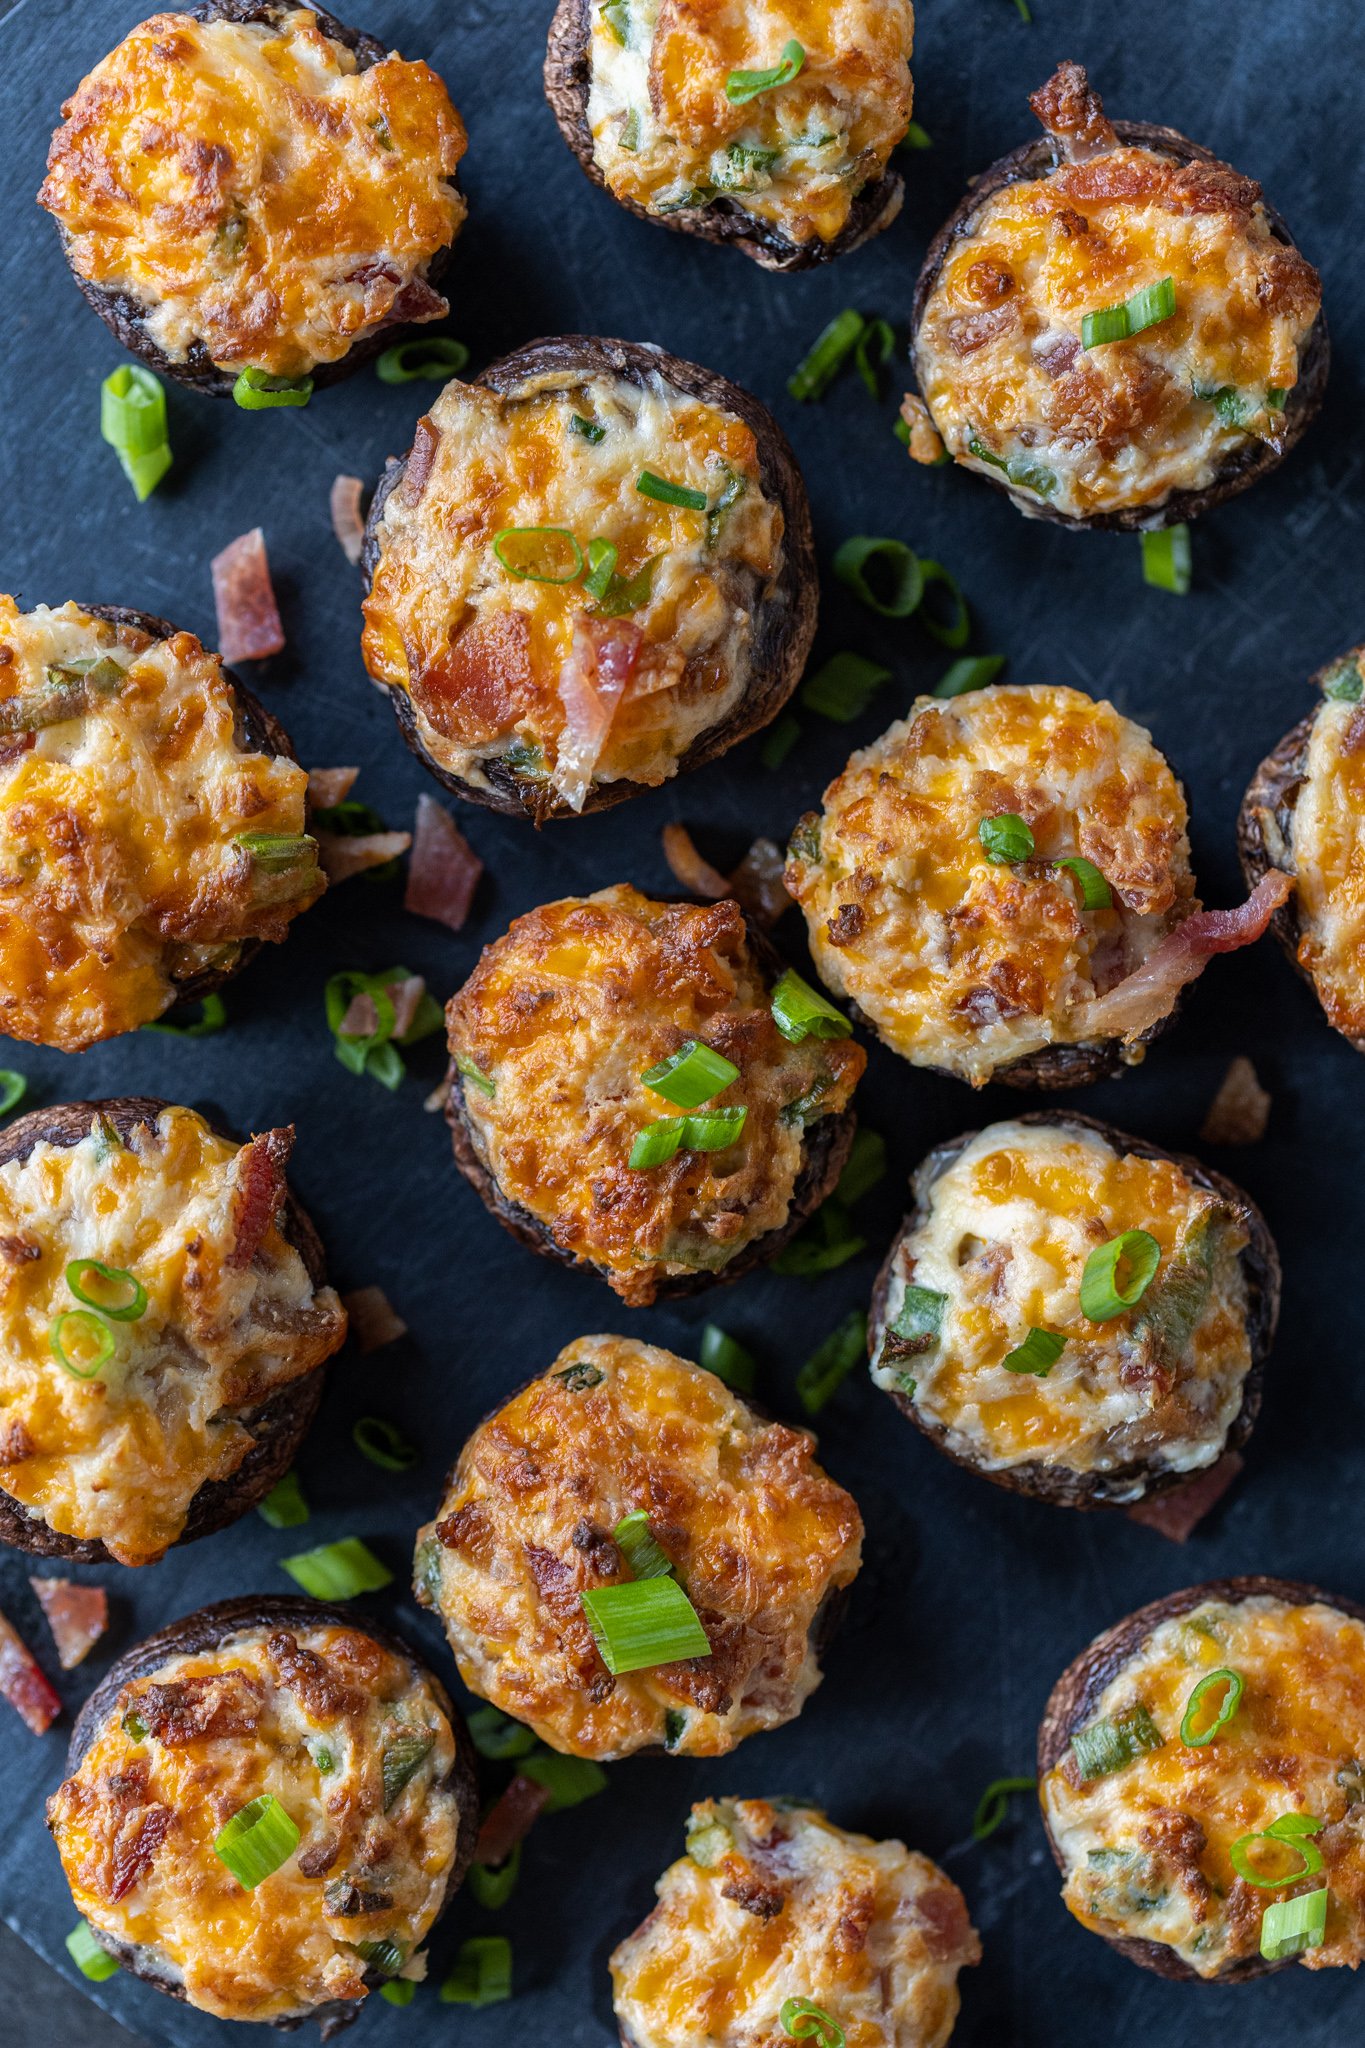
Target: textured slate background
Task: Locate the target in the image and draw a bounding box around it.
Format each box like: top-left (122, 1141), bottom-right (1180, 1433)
top-left (2, 0), bottom-right (1363, 2042)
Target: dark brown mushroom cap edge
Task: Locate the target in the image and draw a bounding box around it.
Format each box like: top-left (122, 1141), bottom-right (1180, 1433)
top-left (1036, 1575), bottom-right (1365, 1982)
top-left (0, 1096), bottom-right (334, 1564)
top-left (542, 0), bottom-right (904, 272)
top-left (908, 95), bottom-right (1330, 533)
top-left (57, 1595), bottom-right (481, 2032)
top-left (1238, 642), bottom-right (1365, 1055)
top-left (867, 1111), bottom-right (1280, 1511)
top-left (359, 336), bottom-right (818, 822)
top-left (47, 0), bottom-right (462, 397)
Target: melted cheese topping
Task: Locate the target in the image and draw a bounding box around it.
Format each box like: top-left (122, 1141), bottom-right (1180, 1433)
top-left (48, 1622), bottom-right (460, 2021)
top-left (0, 1107), bottom-right (345, 1564)
top-left (610, 1798), bottom-right (978, 2048)
top-left (872, 1121), bottom-right (1252, 1490)
top-left (0, 599), bottom-right (322, 1050)
top-left (1042, 1596), bottom-right (1365, 1975)
top-left (415, 1337), bottom-right (863, 1760)
top-left (39, 10), bottom-right (466, 378)
top-left (588, 0), bottom-right (914, 249)
top-left (361, 366), bottom-right (784, 806)
top-left (447, 885), bottom-right (862, 1300)
top-left (1289, 662), bottom-right (1365, 1042)
top-left (784, 685), bottom-right (1194, 1085)
top-left (914, 144), bottom-right (1321, 520)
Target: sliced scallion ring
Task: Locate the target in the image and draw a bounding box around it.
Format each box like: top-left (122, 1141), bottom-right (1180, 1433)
top-left (352, 1416), bottom-right (417, 1472)
top-left (1069, 1702), bottom-right (1163, 1780)
top-left (640, 1039), bottom-right (739, 1109)
top-left (899, 120), bottom-right (933, 150)
top-left (580, 1576), bottom-right (710, 1673)
top-left (628, 1105), bottom-right (747, 1169)
top-left (570, 412), bottom-right (605, 443)
top-left (760, 714), bottom-right (801, 769)
top-left (1230, 1813), bottom-right (1325, 1888)
top-left (0, 1071), bottom-right (27, 1116)
top-left (935, 655), bottom-right (1006, 698)
top-left (583, 537), bottom-right (618, 603)
top-left (788, 309), bottom-right (865, 402)
top-left (780, 1997), bottom-right (845, 2048)
top-left (469, 1841), bottom-right (522, 1910)
top-left (698, 1323), bottom-right (757, 1393)
top-left (467, 1704), bottom-right (537, 1760)
top-left (1002, 1328), bottom-right (1065, 1377)
top-left (280, 1536), bottom-right (392, 1599)
top-left (1081, 276), bottom-right (1177, 350)
top-left (637, 470), bottom-right (708, 512)
top-left (515, 1749), bottom-right (607, 1809)
top-left (232, 366), bottom-right (314, 410)
top-left (493, 526), bottom-right (584, 584)
top-left (142, 993), bottom-right (227, 1038)
top-left (380, 1981), bottom-right (415, 2006)
top-left (796, 1309), bottom-right (866, 1416)
top-left (1180, 1667), bottom-right (1243, 1746)
top-left (66, 1921), bottom-right (119, 1982)
top-left (890, 1284), bottom-right (945, 1350)
top-left (1080, 1230), bottom-right (1161, 1321)
top-left (770, 967), bottom-right (853, 1043)
top-left (439, 1936), bottom-right (512, 2007)
top-left (1323, 658), bottom-right (1364, 704)
top-left (917, 560), bottom-right (969, 648)
top-left (614, 1509), bottom-right (673, 1580)
top-left (257, 1469), bottom-right (309, 1528)
top-left (1260, 1886), bottom-right (1328, 1961)
top-left (837, 1127), bottom-right (886, 1204)
top-left (100, 365), bottom-right (172, 501)
top-left (832, 535), bottom-right (923, 618)
top-left (971, 1775), bottom-right (1037, 1841)
top-left (854, 318), bottom-right (895, 399)
top-left (978, 813), bottom-right (1034, 864)
top-left (455, 1052), bottom-right (496, 1096)
top-left (1054, 856), bottom-right (1113, 910)
top-left (725, 38), bottom-right (804, 105)
top-left (213, 1793), bottom-right (300, 1888)
top-left (1141, 525), bottom-right (1192, 595)
top-left (50, 1310), bottom-right (115, 1380)
top-left (66, 1259), bottom-right (147, 1322)
top-left (375, 338), bottom-right (469, 384)
top-left (800, 652), bottom-right (891, 722)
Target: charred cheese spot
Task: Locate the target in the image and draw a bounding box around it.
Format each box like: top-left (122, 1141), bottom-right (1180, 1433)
top-left (588, 0), bottom-right (914, 249)
top-left (610, 1798), bottom-right (979, 2048)
top-left (1042, 1595), bottom-right (1365, 1975)
top-left (38, 9), bottom-right (465, 378)
top-left (1288, 662), bottom-right (1365, 1043)
top-left (0, 598), bottom-right (322, 1049)
top-left (361, 368), bottom-right (784, 809)
top-left (445, 885), bottom-right (863, 1301)
top-left (414, 1338), bottom-right (863, 1759)
top-left (872, 1121), bottom-right (1253, 1491)
top-left (47, 1621), bottom-right (460, 2022)
top-left (784, 685), bottom-right (1195, 1086)
top-left (0, 1107), bottom-right (345, 1564)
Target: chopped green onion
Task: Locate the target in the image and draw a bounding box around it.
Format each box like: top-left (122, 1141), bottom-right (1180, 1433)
top-left (100, 365), bottom-right (172, 501)
top-left (599, 0), bottom-right (629, 45)
top-left (788, 310), bottom-right (865, 402)
top-left (308, 1738), bottom-right (334, 1772)
top-left (49, 1310), bottom-right (114, 1380)
top-left (917, 560), bottom-right (969, 648)
top-left (801, 652), bottom-right (891, 722)
top-left (1081, 276), bottom-right (1177, 350)
top-left (516, 1750), bottom-right (607, 1809)
top-left (686, 1811), bottom-right (733, 1866)
top-left (966, 434), bottom-right (1057, 498)
top-left (0, 1071), bottom-right (26, 1117)
top-left (257, 1470), bottom-right (309, 1528)
top-left (65, 1259), bottom-right (146, 1322)
top-left (581, 1576), bottom-right (710, 1673)
top-left (664, 1707), bottom-right (687, 1748)
top-left (493, 527), bottom-right (584, 584)
top-left (583, 537), bottom-right (618, 604)
top-left (773, 1198), bottom-right (867, 1276)
top-left (699, 1324), bottom-right (758, 1393)
top-left (375, 338), bottom-right (469, 383)
top-left (280, 1536), bottom-right (392, 1599)
top-left (1260, 1886), bottom-right (1328, 1961)
top-left (890, 1285), bottom-right (946, 1352)
top-left (1323, 658), bottom-right (1364, 704)
top-left (380, 1980), bottom-right (415, 2006)
top-left (725, 39), bottom-right (804, 104)
top-left (614, 1510), bottom-right (673, 1580)
top-left (628, 1105), bottom-right (747, 1169)
top-left (899, 120), bottom-right (933, 150)
top-left (705, 468), bottom-right (747, 547)
top-left (1080, 1229), bottom-right (1161, 1321)
top-left (382, 1731), bottom-right (435, 1809)
top-left (796, 1309), bottom-right (867, 1416)
top-left (352, 1416), bottom-right (417, 1472)
top-left (1070, 1703), bottom-right (1163, 1781)
top-left (972, 1776), bottom-right (1037, 1841)
top-left (854, 319), bottom-right (895, 399)
top-left (761, 714), bottom-right (801, 769)
top-left (935, 655), bottom-right (1006, 698)
top-left (1230, 1813), bottom-right (1325, 1888)
top-left (469, 1841), bottom-right (522, 1909)
top-left (1141, 525), bottom-right (1192, 595)
top-left (439, 1936), bottom-right (512, 2007)
top-left (233, 366), bottom-right (313, 409)
top-left (570, 412), bottom-right (606, 444)
top-left (979, 812), bottom-right (1035, 864)
top-left (66, 1922), bottom-right (118, 1981)
top-left (637, 470), bottom-right (708, 512)
top-left (143, 993), bottom-right (227, 1037)
top-left (780, 1998), bottom-right (845, 2048)
top-left (1003, 1328), bottom-right (1065, 1376)
top-left (1180, 1668), bottom-right (1243, 1746)
top-left (893, 416), bottom-right (912, 445)
top-left (619, 106), bottom-right (641, 150)
top-left (349, 1937), bottom-right (406, 1976)
top-left (468, 1705), bottom-right (537, 1760)
top-left (591, 552), bottom-right (660, 617)
top-left (837, 1128), bottom-right (886, 1205)
top-left (640, 1039), bottom-right (739, 1109)
top-left (832, 536), bottom-right (923, 618)
top-left (238, 830), bottom-right (315, 872)
top-left (456, 1052), bottom-right (496, 1096)
top-left (553, 1360), bottom-right (605, 1392)
top-left (1266, 385), bottom-right (1288, 412)
top-left (1054, 856), bottom-right (1112, 909)
top-left (122, 1707), bottom-right (148, 1742)
top-left (770, 968), bottom-right (853, 1043)
top-left (213, 1793), bottom-right (300, 1888)
top-left (1012, 0), bottom-right (1032, 18)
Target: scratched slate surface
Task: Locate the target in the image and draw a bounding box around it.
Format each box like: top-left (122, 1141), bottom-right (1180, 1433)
top-left (1, 0), bottom-right (1364, 2041)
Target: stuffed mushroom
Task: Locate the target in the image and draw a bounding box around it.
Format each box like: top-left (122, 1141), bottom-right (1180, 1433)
top-left (38, 1), bottom-right (467, 396)
top-left (905, 62), bottom-right (1326, 529)
top-left (610, 1797), bottom-right (979, 2048)
top-left (47, 1595), bottom-right (479, 2024)
top-left (0, 1098), bottom-right (346, 1566)
top-left (414, 1335), bottom-right (864, 1761)
top-left (869, 1114), bottom-right (1278, 1511)
top-left (1039, 1577), bottom-right (1365, 1980)
top-left (784, 683), bottom-right (1290, 1089)
top-left (1239, 643), bottom-right (1365, 1052)
top-left (0, 597), bottom-right (324, 1050)
top-left (544, 0), bottom-right (915, 272)
top-left (443, 885), bottom-right (864, 1301)
top-left (360, 337), bottom-right (817, 819)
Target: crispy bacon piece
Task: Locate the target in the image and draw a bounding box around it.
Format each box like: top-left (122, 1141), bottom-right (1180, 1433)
top-left (916, 1880), bottom-right (982, 1966)
top-left (28, 1579), bottom-right (107, 1670)
top-left (227, 1126), bottom-right (294, 1269)
top-left (728, 839), bottom-right (792, 927)
top-left (0, 731), bottom-right (35, 770)
top-left (338, 974), bottom-right (427, 1042)
top-left (411, 609), bottom-right (535, 745)
top-left (340, 1285), bottom-right (407, 1352)
top-left (1125, 1451), bottom-right (1244, 1542)
top-left (315, 826), bottom-right (411, 883)
top-left (1029, 61), bottom-right (1118, 161)
top-left (404, 793), bottom-right (483, 932)
top-left (0, 1605), bottom-right (61, 1734)
top-left (0, 1418), bottom-right (34, 1462)
top-left (661, 822), bottom-right (729, 900)
top-left (266, 1630), bottom-right (363, 1719)
top-left (553, 617), bottom-right (642, 811)
top-left (721, 1871), bottom-right (786, 1919)
top-left (307, 765), bottom-right (359, 808)
top-left (329, 475), bottom-right (366, 565)
top-left (133, 1669), bottom-right (264, 1745)
top-left (401, 415), bottom-right (441, 507)
top-left (1071, 872), bottom-right (1293, 1045)
top-left (110, 1800), bottom-right (172, 1902)
top-left (211, 527), bottom-right (285, 663)
top-left (473, 1774), bottom-right (551, 1869)
top-left (1199, 1056), bottom-right (1271, 1146)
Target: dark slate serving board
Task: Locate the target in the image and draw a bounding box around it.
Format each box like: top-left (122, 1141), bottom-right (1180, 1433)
top-left (1, 0), bottom-right (1363, 2042)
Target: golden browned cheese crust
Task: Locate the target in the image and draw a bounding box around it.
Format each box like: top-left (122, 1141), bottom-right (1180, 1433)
top-left (0, 1106), bottom-right (345, 1564)
top-left (1288, 656), bottom-right (1365, 1040)
top-left (39, 10), bottom-right (466, 378)
top-left (446, 885), bottom-right (863, 1300)
top-left (0, 598), bottom-right (322, 1050)
top-left (610, 1798), bottom-right (979, 2047)
top-left (1042, 1595), bottom-right (1365, 1975)
top-left (784, 685), bottom-right (1195, 1085)
top-left (48, 1622), bottom-right (461, 2021)
top-left (414, 1337), bottom-right (863, 1760)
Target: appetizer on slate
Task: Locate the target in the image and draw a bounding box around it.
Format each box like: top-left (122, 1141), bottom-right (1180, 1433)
top-left (906, 62), bottom-right (1326, 529)
top-left (611, 1797), bottom-right (979, 2047)
top-left (0, 1099), bottom-right (346, 1566)
top-left (1240, 642), bottom-right (1365, 1051)
top-left (443, 884), bottom-right (863, 1301)
top-left (1039, 1577), bottom-right (1365, 1979)
top-left (0, 598), bottom-right (323, 1050)
top-left (48, 1596), bottom-right (479, 2023)
top-left (869, 1114), bottom-right (1278, 1510)
top-left (784, 683), bottom-right (1290, 1088)
top-left (544, 0), bottom-right (915, 271)
top-left (360, 337), bottom-right (816, 819)
top-left (39, 1), bottom-right (467, 397)
top-left (414, 1335), bottom-right (864, 1760)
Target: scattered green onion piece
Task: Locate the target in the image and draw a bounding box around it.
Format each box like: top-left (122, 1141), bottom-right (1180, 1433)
top-left (570, 412), bottom-right (606, 444)
top-left (0, 1071), bottom-right (27, 1117)
top-left (1323, 658), bottom-right (1364, 704)
top-left (705, 468), bottom-right (746, 547)
top-left (65, 1259), bottom-right (146, 1322)
top-left (583, 537), bottom-right (619, 603)
top-left (469, 1841), bottom-right (522, 1910)
top-left (788, 310), bottom-right (865, 402)
top-left (628, 1105), bottom-right (747, 1169)
top-left (375, 338), bottom-right (469, 384)
top-left (686, 1812), bottom-right (732, 1866)
top-left (233, 366), bottom-right (313, 410)
top-left (467, 1704), bottom-right (537, 1760)
top-left (893, 416), bottom-right (912, 445)
top-left (214, 1793), bottom-right (300, 1888)
top-left (916, 560), bottom-right (970, 648)
top-left (796, 1309), bottom-right (867, 1416)
top-left (591, 552), bottom-right (660, 617)
top-left (614, 1509), bottom-right (673, 1581)
top-left (49, 1310), bottom-right (115, 1380)
top-left (833, 536), bottom-right (923, 618)
top-left (760, 714), bottom-right (801, 769)
top-left (382, 1731), bottom-right (435, 1809)
top-left (780, 1998), bottom-right (845, 2048)
top-left (1180, 1667), bottom-right (1244, 1747)
top-left (1230, 1813), bottom-right (1325, 1888)
top-left (380, 1980), bottom-right (415, 2006)
top-left (1266, 385), bottom-right (1287, 412)
top-left (308, 1739), bottom-right (334, 1773)
top-left (899, 120), bottom-right (932, 150)
top-left (1141, 525), bottom-right (1192, 595)
top-left (1054, 857), bottom-right (1112, 910)
top-left (516, 1750), bottom-right (607, 1810)
top-left (1012, 0), bottom-right (1032, 19)
top-left (581, 1577), bottom-right (710, 1673)
top-left (142, 993), bottom-right (227, 1037)
top-left (493, 527), bottom-right (584, 584)
top-left (122, 1708), bottom-right (149, 1743)
top-left (1080, 1229), bottom-right (1161, 1322)
top-left (854, 319), bottom-right (895, 399)
top-left (66, 1922), bottom-right (118, 1982)
top-left (1002, 1328), bottom-right (1065, 1377)
top-left (1070, 1703), bottom-right (1163, 1781)
top-left (773, 1198), bottom-right (866, 1276)
top-left (619, 106), bottom-right (641, 150)
top-left (349, 1937), bottom-right (406, 1975)
top-left (935, 655), bottom-right (1006, 698)
top-left (637, 470), bottom-right (708, 512)
top-left (100, 364), bottom-right (173, 499)
top-left (640, 1039), bottom-right (739, 1109)
top-left (770, 967), bottom-right (853, 1043)
top-left (972, 1776), bottom-right (1037, 1841)
top-left (352, 1416), bottom-right (417, 1472)
top-left (725, 38), bottom-right (805, 105)
top-left (801, 651), bottom-right (891, 722)
top-left (891, 1285), bottom-right (945, 1350)
top-left (1260, 1886), bottom-right (1328, 1961)
top-left (978, 813), bottom-right (1035, 864)
top-left (966, 434), bottom-right (1057, 498)
top-left (599, 0), bottom-right (629, 45)
top-left (257, 1469), bottom-right (309, 1528)
top-left (439, 1936), bottom-right (512, 2007)
top-left (664, 1707), bottom-right (687, 1748)
top-left (699, 1324), bottom-right (757, 1393)
top-left (280, 1536), bottom-right (392, 1599)
top-left (837, 1128), bottom-right (886, 1205)
top-left (239, 830), bottom-right (315, 872)
top-left (1081, 276), bottom-right (1176, 350)
top-left (895, 1373), bottom-right (916, 1397)
top-left (456, 1052), bottom-right (496, 1096)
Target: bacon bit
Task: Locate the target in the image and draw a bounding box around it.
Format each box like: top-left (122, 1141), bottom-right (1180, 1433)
top-left (314, 827), bottom-right (411, 883)
top-left (553, 617), bottom-right (642, 812)
top-left (721, 1873), bottom-right (786, 1919)
top-left (662, 822), bottom-right (730, 900)
top-left (340, 975), bottom-right (428, 1043)
top-left (947, 305), bottom-right (1018, 357)
top-left (329, 475), bottom-right (366, 566)
top-left (404, 793), bottom-right (482, 932)
top-left (401, 415), bottom-right (441, 507)
top-left (900, 394), bottom-right (945, 466)
top-left (916, 1881), bottom-right (982, 1966)
top-left (28, 1579), bottom-right (107, 1670)
top-left (307, 766), bottom-right (359, 808)
top-left (211, 527), bottom-right (286, 663)
top-left (0, 732), bottom-right (36, 770)
top-left (1037, 332), bottom-right (1081, 379)
top-left (473, 1774), bottom-right (551, 1869)
top-left (266, 1630), bottom-right (362, 1720)
top-left (0, 1606), bottom-right (61, 1734)
top-left (110, 1803), bottom-right (172, 1901)
top-left (1126, 1452), bottom-right (1244, 1543)
top-left (1200, 1057), bottom-right (1271, 1147)
top-left (1071, 872), bottom-right (1293, 1046)
top-left (728, 839), bottom-right (793, 928)
top-left (1028, 60), bottom-right (1118, 161)
top-left (134, 1669), bottom-right (264, 1745)
top-left (227, 1126), bottom-right (293, 1269)
top-left (341, 1285), bottom-right (407, 1352)
top-left (0, 1418), bottom-right (34, 1461)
